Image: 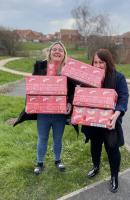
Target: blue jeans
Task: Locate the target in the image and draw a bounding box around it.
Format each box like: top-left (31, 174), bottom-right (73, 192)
top-left (37, 114), bottom-right (66, 163)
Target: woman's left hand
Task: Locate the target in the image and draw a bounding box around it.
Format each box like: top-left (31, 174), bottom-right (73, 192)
top-left (108, 111), bottom-right (121, 130)
top-left (66, 103), bottom-right (72, 115)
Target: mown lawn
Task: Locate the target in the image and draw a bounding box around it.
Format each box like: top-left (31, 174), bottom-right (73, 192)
top-left (0, 71), bottom-right (23, 85)
top-left (20, 41), bottom-right (52, 51)
top-left (116, 64), bottom-right (130, 78)
top-left (0, 56), bottom-right (11, 60)
top-left (0, 95), bottom-right (130, 200)
top-left (5, 57), bottom-right (36, 73)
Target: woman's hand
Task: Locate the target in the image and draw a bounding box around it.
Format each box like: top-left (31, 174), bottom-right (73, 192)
top-left (66, 103), bottom-right (72, 115)
top-left (108, 111), bottom-right (121, 130)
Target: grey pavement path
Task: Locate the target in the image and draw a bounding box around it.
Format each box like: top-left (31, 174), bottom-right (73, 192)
top-left (3, 79), bottom-right (26, 97)
top-left (57, 169), bottom-right (130, 200)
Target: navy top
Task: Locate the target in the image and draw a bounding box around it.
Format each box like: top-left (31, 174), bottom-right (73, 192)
top-left (81, 71), bottom-right (129, 146)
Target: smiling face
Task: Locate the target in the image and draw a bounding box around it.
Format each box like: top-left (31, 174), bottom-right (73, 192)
top-left (50, 43), bottom-right (65, 65)
top-left (93, 54), bottom-right (107, 71)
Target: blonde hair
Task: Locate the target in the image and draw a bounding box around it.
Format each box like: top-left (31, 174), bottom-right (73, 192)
top-left (47, 41), bottom-right (67, 66)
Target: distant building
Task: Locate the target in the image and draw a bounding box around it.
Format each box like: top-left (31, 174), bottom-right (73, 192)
top-left (60, 29), bottom-right (82, 44)
top-left (14, 29), bottom-right (48, 42)
top-left (54, 29), bottom-right (83, 44)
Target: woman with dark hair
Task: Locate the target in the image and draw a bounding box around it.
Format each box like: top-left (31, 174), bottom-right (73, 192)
top-left (82, 49), bottom-right (129, 193)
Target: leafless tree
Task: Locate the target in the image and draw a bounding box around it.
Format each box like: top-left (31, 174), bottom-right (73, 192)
top-left (71, 1), bottom-right (116, 59)
top-left (0, 26), bottom-right (20, 56)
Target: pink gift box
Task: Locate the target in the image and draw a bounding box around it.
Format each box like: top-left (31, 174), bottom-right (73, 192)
top-left (25, 75), bottom-right (67, 95)
top-left (61, 57), bottom-right (105, 87)
top-left (71, 106), bottom-right (114, 128)
top-left (26, 95), bottom-right (67, 114)
top-left (73, 87), bottom-right (118, 110)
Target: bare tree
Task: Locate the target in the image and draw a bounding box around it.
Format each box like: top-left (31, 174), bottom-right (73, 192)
top-left (71, 1), bottom-right (115, 59)
top-left (0, 26), bottom-right (20, 56)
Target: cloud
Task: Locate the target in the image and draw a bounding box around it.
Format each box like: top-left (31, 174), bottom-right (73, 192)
top-left (48, 18), bottom-right (75, 33)
top-left (0, 0), bottom-right (130, 34)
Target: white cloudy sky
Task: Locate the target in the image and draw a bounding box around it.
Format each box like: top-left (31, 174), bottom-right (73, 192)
top-left (0, 0), bottom-right (130, 34)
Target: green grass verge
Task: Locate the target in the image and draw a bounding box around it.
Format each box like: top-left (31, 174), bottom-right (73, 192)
top-left (0, 56), bottom-right (11, 60)
top-left (116, 64), bottom-right (130, 78)
top-left (5, 58), bottom-right (36, 73)
top-left (0, 95), bottom-right (130, 200)
top-left (0, 71), bottom-right (23, 85)
top-left (20, 41), bottom-right (51, 51)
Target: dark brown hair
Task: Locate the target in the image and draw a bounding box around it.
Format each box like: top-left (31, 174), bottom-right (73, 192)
top-left (92, 48), bottom-right (115, 75)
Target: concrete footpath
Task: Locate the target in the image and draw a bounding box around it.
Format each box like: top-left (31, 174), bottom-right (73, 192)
top-left (57, 169), bottom-right (130, 200)
top-left (0, 58), bottom-right (130, 200)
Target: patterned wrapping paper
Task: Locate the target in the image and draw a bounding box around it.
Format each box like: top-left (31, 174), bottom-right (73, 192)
top-left (71, 106), bottom-right (114, 128)
top-left (73, 87), bottom-right (118, 110)
top-left (26, 95), bottom-right (67, 114)
top-left (61, 57), bottom-right (105, 88)
top-left (25, 75), bottom-right (67, 95)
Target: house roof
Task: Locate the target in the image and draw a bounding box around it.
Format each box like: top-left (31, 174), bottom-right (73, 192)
top-left (60, 29), bottom-right (80, 35)
top-left (121, 32), bottom-right (130, 38)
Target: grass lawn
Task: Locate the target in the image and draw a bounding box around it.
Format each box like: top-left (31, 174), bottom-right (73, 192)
top-left (0, 56), bottom-right (11, 60)
top-left (116, 64), bottom-right (130, 78)
top-left (0, 95), bottom-right (130, 200)
top-left (5, 57), bottom-right (36, 73)
top-left (0, 71), bottom-right (23, 85)
top-left (20, 41), bottom-right (52, 51)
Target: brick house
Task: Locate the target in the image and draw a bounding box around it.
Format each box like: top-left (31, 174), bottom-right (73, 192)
top-left (53, 29), bottom-right (82, 44)
top-left (14, 29), bottom-right (48, 42)
top-left (61, 29), bottom-right (82, 44)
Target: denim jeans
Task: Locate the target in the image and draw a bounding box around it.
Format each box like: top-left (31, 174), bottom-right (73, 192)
top-left (37, 114), bottom-right (66, 163)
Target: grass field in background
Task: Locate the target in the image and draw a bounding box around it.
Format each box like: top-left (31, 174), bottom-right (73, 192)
top-left (20, 41), bottom-right (51, 51)
top-left (0, 95), bottom-right (130, 200)
top-left (5, 57), bottom-right (36, 73)
top-left (0, 56), bottom-right (11, 60)
top-left (0, 71), bottom-right (23, 85)
top-left (116, 64), bottom-right (130, 78)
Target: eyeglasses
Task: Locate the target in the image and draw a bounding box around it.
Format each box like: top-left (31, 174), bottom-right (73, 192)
top-left (51, 48), bottom-right (64, 53)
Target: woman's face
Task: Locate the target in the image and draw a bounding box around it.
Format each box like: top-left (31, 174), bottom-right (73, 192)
top-left (93, 54), bottom-right (106, 70)
top-left (50, 44), bottom-right (65, 64)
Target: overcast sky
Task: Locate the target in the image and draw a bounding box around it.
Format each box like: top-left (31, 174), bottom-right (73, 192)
top-left (0, 0), bottom-right (130, 35)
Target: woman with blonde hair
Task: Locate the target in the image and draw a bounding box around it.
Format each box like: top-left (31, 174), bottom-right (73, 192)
top-left (14, 41), bottom-right (76, 175)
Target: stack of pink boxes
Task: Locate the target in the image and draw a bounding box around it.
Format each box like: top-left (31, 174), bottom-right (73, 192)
top-left (25, 75), bottom-right (67, 114)
top-left (71, 87), bottom-right (118, 128)
top-left (61, 57), bottom-right (118, 128)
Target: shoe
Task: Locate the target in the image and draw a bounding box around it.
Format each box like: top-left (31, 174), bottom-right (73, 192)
top-left (109, 176), bottom-right (118, 193)
top-left (55, 160), bottom-right (65, 172)
top-left (87, 166), bottom-right (99, 178)
top-left (34, 163), bottom-right (44, 175)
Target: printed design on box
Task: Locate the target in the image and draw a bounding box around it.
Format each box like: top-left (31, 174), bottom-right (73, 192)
top-left (26, 95), bottom-right (67, 114)
top-left (61, 57), bottom-right (105, 87)
top-left (73, 87), bottom-right (118, 110)
top-left (71, 106), bottom-right (113, 128)
top-left (25, 75), bottom-right (67, 95)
